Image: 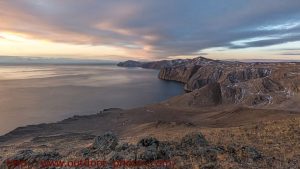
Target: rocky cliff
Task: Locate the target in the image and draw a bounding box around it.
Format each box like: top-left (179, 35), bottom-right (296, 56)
top-left (119, 57), bottom-right (300, 107)
top-left (166, 60), bottom-right (299, 106)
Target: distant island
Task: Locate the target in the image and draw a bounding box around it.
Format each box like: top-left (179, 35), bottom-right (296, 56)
top-left (1, 57), bottom-right (300, 169)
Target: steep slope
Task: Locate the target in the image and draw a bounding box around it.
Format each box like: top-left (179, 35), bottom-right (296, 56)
top-left (119, 57), bottom-right (300, 107)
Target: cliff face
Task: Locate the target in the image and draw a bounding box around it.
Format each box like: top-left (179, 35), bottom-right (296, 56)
top-left (119, 57), bottom-right (300, 106)
top-left (157, 57), bottom-right (220, 83)
top-left (162, 59), bottom-right (299, 106)
top-left (158, 65), bottom-right (200, 83)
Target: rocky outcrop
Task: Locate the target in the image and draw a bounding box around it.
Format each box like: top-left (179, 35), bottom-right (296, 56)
top-left (2, 132), bottom-right (261, 169)
top-left (84, 132), bottom-right (261, 168)
top-left (92, 132), bottom-right (119, 154)
top-left (180, 133), bottom-right (209, 148)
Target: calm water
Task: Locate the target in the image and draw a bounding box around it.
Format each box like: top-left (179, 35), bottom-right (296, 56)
top-left (0, 65), bottom-right (184, 135)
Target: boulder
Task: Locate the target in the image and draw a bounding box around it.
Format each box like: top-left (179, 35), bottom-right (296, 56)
top-left (92, 132), bottom-right (119, 154)
top-left (227, 144), bottom-right (262, 163)
top-left (138, 137), bottom-right (159, 148)
top-left (137, 137), bottom-right (160, 161)
top-left (181, 133), bottom-right (209, 148)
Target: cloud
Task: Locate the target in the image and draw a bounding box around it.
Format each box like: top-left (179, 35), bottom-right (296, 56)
top-left (1, 0), bottom-right (300, 59)
top-left (281, 52), bottom-right (300, 55)
top-left (229, 33), bottom-right (300, 49)
top-left (257, 21), bottom-right (300, 31)
top-left (270, 48), bottom-right (300, 51)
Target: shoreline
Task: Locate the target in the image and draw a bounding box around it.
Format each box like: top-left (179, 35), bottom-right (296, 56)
top-left (1, 57), bottom-right (300, 168)
top-left (1, 56), bottom-right (300, 140)
top-left (0, 64), bottom-right (184, 135)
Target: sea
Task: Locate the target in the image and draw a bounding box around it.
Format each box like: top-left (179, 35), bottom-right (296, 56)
top-left (0, 64), bottom-right (184, 135)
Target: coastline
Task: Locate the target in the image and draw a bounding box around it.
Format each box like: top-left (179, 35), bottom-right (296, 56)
top-left (1, 56), bottom-right (299, 140)
top-left (1, 57), bottom-right (300, 168)
top-left (0, 64), bottom-right (184, 135)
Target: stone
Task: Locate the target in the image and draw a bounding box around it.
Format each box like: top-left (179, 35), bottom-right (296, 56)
top-left (227, 144), bottom-right (263, 162)
top-left (92, 132), bottom-right (118, 154)
top-left (138, 137), bottom-right (159, 147)
top-left (181, 133), bottom-right (209, 148)
top-left (241, 146), bottom-right (263, 161)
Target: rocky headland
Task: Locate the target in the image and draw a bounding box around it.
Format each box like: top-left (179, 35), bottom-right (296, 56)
top-left (1, 57), bottom-right (300, 169)
top-left (119, 57), bottom-right (299, 107)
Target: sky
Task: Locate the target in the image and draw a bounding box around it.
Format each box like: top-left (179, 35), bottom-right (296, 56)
top-left (1, 0), bottom-right (300, 61)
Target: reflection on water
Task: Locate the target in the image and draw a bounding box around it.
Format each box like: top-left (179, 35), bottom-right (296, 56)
top-left (0, 65), bottom-right (184, 135)
top-left (0, 67), bottom-right (56, 79)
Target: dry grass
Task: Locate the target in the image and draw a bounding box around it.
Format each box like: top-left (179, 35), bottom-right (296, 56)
top-left (119, 117), bottom-right (300, 168)
top-left (1, 114), bottom-right (300, 168)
